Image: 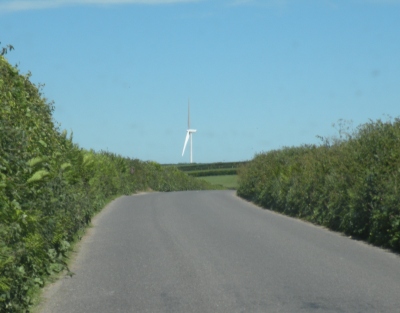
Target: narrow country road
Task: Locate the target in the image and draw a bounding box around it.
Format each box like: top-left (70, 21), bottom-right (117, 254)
top-left (38, 190), bottom-right (400, 313)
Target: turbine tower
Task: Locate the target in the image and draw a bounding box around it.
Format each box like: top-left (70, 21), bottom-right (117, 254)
top-left (182, 101), bottom-right (197, 163)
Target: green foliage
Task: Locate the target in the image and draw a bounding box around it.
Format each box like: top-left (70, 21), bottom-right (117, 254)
top-left (0, 51), bottom-right (212, 312)
top-left (238, 119), bottom-right (400, 252)
top-left (174, 161), bottom-right (247, 173)
top-left (186, 168), bottom-right (238, 177)
top-left (172, 161), bottom-right (246, 178)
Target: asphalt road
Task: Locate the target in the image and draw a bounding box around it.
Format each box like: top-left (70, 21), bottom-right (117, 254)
top-left (39, 190), bottom-right (400, 313)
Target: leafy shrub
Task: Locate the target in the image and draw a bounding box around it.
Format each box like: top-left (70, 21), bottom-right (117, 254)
top-left (238, 119), bottom-right (400, 252)
top-left (0, 49), bottom-right (212, 312)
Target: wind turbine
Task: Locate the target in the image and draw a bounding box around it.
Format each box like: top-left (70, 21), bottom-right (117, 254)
top-left (182, 101), bottom-right (197, 163)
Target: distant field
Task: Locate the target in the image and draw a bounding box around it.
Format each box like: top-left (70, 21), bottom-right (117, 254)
top-left (163, 161), bottom-right (246, 190)
top-left (199, 175), bottom-right (239, 190)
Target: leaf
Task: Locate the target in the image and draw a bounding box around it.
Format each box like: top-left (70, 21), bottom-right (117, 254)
top-left (26, 156), bottom-right (46, 167)
top-left (0, 173), bottom-right (6, 188)
top-left (60, 162), bottom-right (71, 171)
top-left (11, 200), bottom-right (21, 210)
top-left (83, 153), bottom-right (94, 167)
top-left (38, 140), bottom-right (47, 148)
top-left (34, 277), bottom-right (43, 286)
top-left (27, 170), bottom-right (49, 183)
top-left (0, 279), bottom-right (11, 292)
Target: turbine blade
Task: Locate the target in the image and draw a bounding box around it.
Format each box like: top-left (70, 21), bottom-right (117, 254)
top-left (182, 131), bottom-right (190, 156)
top-left (188, 100), bottom-right (190, 129)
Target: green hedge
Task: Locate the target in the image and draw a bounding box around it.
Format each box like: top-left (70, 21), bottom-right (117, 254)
top-left (237, 119), bottom-right (400, 252)
top-left (186, 168), bottom-right (237, 177)
top-left (0, 51), bottom-right (212, 312)
top-left (175, 161), bottom-right (247, 172)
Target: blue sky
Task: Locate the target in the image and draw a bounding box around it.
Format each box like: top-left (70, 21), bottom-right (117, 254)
top-left (1, 0), bottom-right (399, 163)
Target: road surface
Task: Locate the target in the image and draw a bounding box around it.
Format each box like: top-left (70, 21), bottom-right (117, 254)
top-left (39, 190), bottom-right (400, 312)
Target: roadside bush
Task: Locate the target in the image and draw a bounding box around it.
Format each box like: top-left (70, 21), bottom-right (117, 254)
top-left (238, 119), bottom-right (400, 252)
top-left (0, 50), bottom-right (212, 312)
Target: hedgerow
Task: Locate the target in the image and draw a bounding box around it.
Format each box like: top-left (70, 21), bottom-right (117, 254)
top-left (176, 161), bottom-right (247, 172)
top-left (0, 47), bottom-right (212, 312)
top-left (186, 168), bottom-right (238, 177)
top-left (237, 119), bottom-right (400, 252)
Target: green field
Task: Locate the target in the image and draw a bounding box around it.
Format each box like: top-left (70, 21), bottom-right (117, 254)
top-left (163, 161), bottom-right (246, 190)
top-left (199, 175), bottom-right (239, 190)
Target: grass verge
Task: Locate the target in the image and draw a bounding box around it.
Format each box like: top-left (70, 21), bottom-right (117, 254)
top-left (199, 175), bottom-right (238, 190)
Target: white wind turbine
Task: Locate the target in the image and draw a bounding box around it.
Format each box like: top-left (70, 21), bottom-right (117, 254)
top-left (182, 102), bottom-right (197, 163)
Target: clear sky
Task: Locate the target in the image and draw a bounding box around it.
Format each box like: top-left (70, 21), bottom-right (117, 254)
top-left (1, 0), bottom-right (399, 164)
